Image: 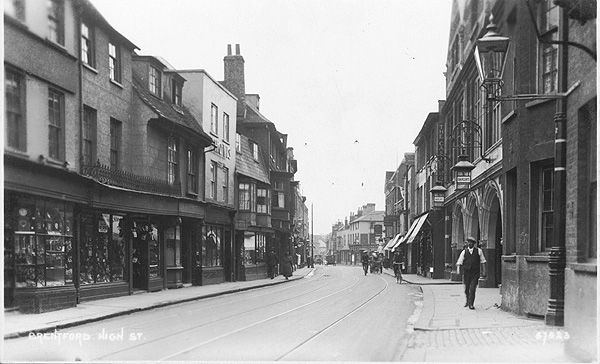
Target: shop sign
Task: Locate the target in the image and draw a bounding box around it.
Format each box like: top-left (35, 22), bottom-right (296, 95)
top-left (455, 176), bottom-right (471, 190)
top-left (99, 213), bottom-right (110, 233)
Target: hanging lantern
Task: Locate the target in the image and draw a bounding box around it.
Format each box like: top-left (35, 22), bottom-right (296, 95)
top-left (430, 183), bottom-right (447, 209)
top-left (452, 155), bottom-right (475, 190)
top-left (474, 15), bottom-right (510, 85)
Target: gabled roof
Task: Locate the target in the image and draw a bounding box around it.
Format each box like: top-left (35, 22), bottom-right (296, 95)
top-left (235, 134), bottom-right (270, 184)
top-left (77, 0), bottom-right (139, 51)
top-left (132, 74), bottom-right (212, 146)
top-left (352, 210), bottom-right (385, 223)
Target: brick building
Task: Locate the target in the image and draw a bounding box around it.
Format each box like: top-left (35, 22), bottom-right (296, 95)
top-left (221, 44), bottom-right (298, 264)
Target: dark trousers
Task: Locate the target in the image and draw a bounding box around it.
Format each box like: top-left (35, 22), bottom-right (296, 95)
top-left (463, 270), bottom-right (480, 306)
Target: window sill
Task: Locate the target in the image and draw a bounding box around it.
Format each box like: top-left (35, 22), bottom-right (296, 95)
top-left (502, 255), bottom-right (517, 262)
top-left (110, 79), bottom-right (124, 89)
top-left (82, 63), bottom-right (98, 74)
top-left (186, 191), bottom-right (198, 198)
top-left (568, 261), bottom-right (597, 274)
top-left (525, 97), bottom-right (554, 109)
top-left (4, 148), bottom-right (29, 160)
top-left (525, 255), bottom-right (549, 263)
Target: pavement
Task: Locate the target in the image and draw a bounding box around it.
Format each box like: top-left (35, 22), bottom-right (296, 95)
top-left (3, 266), bottom-right (582, 363)
top-left (2, 267), bottom-right (314, 340)
top-left (382, 268), bottom-right (578, 363)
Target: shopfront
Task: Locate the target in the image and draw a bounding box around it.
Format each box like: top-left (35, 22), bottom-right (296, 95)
top-left (240, 231), bottom-right (269, 281)
top-left (4, 193), bottom-right (77, 313)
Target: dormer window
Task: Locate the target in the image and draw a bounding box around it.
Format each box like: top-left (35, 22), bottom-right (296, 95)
top-left (172, 79), bottom-right (182, 106)
top-left (149, 66), bottom-right (161, 97)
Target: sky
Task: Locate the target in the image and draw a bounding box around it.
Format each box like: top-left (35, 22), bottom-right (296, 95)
top-left (90, 0), bottom-right (452, 235)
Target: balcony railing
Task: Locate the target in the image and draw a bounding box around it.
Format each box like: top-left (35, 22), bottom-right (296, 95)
top-left (81, 162), bottom-right (181, 196)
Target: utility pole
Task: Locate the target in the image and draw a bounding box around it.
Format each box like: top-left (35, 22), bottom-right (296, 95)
top-left (311, 203), bottom-right (314, 268)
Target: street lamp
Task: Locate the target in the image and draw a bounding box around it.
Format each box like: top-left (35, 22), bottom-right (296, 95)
top-left (452, 155), bottom-right (475, 190)
top-left (429, 183), bottom-right (447, 209)
top-left (474, 16), bottom-right (510, 90)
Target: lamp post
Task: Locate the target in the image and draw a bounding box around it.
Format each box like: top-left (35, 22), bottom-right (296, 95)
top-left (474, 13), bottom-right (571, 326)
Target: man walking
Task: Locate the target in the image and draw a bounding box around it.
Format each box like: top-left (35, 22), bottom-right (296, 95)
top-left (456, 237), bottom-right (487, 309)
top-left (266, 249), bottom-right (278, 279)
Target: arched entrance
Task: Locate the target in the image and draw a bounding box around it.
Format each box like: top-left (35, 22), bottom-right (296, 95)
top-left (487, 192), bottom-right (503, 287)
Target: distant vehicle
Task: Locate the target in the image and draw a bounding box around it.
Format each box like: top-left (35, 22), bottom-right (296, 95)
top-left (314, 257), bottom-right (323, 265)
top-left (325, 255), bottom-right (336, 266)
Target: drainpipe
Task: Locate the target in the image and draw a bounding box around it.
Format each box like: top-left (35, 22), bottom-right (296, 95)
top-left (75, 4), bottom-right (84, 303)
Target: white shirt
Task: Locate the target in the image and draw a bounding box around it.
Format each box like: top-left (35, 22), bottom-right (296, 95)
top-left (456, 247), bottom-right (487, 265)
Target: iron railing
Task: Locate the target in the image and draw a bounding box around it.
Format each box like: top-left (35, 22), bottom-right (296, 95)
top-left (81, 162), bottom-right (181, 196)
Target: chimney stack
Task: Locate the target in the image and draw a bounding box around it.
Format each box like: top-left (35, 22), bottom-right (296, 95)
top-left (223, 44), bottom-right (246, 114)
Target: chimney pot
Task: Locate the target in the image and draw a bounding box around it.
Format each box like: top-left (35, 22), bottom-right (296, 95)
top-left (235, 44), bottom-right (240, 55)
top-left (227, 44), bottom-right (232, 56)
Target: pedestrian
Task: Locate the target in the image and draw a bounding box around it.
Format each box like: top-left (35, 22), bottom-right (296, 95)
top-left (266, 249), bottom-right (278, 279)
top-left (281, 253), bottom-right (293, 280)
top-left (361, 251), bottom-right (369, 275)
top-left (392, 250), bottom-right (403, 283)
top-left (456, 237), bottom-right (487, 309)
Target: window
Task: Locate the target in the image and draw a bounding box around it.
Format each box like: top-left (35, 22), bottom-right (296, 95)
top-left (222, 167), bottom-right (229, 203)
top-left (165, 226), bottom-right (181, 268)
top-left (79, 213), bottom-right (126, 284)
top-left (108, 43), bottom-right (121, 83)
top-left (272, 181), bottom-right (285, 208)
top-left (48, 88), bottom-right (63, 160)
top-left (47, 0), bottom-right (64, 45)
top-left (187, 148), bottom-right (198, 194)
top-left (6, 0), bottom-right (25, 21)
top-left (235, 133), bottom-right (241, 153)
top-left (538, 0), bottom-right (558, 94)
top-left (210, 161), bottom-right (217, 199)
top-left (167, 137), bottom-right (178, 185)
top-left (81, 23), bottom-right (95, 68)
top-left (82, 106), bottom-right (97, 166)
top-left (223, 113), bottom-right (230, 142)
top-left (172, 79), bottom-right (182, 106)
top-left (252, 142), bottom-right (259, 161)
top-left (243, 233), bottom-right (266, 265)
top-left (149, 66), bottom-right (161, 96)
top-left (5, 69), bottom-right (25, 151)
top-left (257, 188), bottom-right (269, 213)
top-left (486, 83), bottom-right (501, 150)
top-left (239, 183), bottom-right (251, 211)
top-left (12, 197), bottom-right (73, 287)
top-left (210, 104), bottom-right (218, 135)
top-left (110, 118), bottom-right (121, 170)
top-left (537, 166), bottom-right (554, 252)
top-left (203, 225), bottom-right (222, 267)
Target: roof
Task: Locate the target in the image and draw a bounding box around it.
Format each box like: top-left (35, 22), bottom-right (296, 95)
top-left (175, 69), bottom-right (238, 101)
top-left (352, 210), bottom-right (385, 223)
top-left (235, 134), bottom-right (270, 184)
top-left (413, 112), bottom-right (439, 145)
top-left (78, 0), bottom-right (139, 51)
top-left (132, 75), bottom-right (213, 146)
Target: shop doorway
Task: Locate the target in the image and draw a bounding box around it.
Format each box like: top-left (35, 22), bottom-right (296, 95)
top-left (132, 238), bottom-right (147, 290)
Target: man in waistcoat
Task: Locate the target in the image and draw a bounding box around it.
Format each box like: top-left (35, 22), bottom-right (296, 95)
top-left (456, 237), bottom-right (487, 309)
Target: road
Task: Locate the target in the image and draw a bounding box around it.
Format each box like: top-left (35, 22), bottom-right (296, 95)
top-left (3, 265), bottom-right (422, 362)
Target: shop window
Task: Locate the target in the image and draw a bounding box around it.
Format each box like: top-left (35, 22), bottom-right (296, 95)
top-left (79, 213), bottom-right (126, 284)
top-left (165, 226), bottom-right (181, 267)
top-left (243, 233), bottom-right (266, 265)
top-left (12, 197), bottom-right (73, 287)
top-left (203, 225), bottom-right (222, 267)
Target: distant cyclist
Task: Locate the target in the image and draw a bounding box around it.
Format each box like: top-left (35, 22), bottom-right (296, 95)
top-left (392, 250), bottom-right (403, 283)
top-left (361, 251), bottom-right (370, 276)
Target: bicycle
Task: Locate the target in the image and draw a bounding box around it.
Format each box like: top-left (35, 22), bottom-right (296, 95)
top-left (393, 262), bottom-right (403, 284)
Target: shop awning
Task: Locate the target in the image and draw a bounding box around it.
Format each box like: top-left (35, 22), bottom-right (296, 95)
top-left (384, 233), bottom-right (402, 250)
top-left (392, 213), bottom-right (429, 251)
top-left (405, 213), bottom-right (429, 245)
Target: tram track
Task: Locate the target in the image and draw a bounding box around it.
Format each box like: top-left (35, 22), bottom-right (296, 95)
top-left (92, 267), bottom-right (346, 360)
top-left (158, 271), bottom-right (390, 361)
